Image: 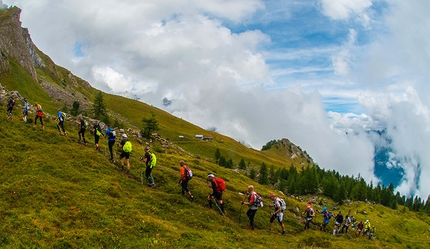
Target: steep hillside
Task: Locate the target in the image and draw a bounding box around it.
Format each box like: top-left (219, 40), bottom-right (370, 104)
top-left (1, 5), bottom-right (430, 249)
top-left (1, 93), bottom-right (429, 249)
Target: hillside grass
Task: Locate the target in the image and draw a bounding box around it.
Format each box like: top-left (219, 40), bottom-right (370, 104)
top-left (1, 113), bottom-right (429, 249)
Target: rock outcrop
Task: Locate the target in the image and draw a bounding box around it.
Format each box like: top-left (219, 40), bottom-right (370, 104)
top-left (0, 6), bottom-right (42, 79)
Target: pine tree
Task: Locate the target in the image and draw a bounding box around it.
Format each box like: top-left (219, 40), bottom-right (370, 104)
top-left (336, 181), bottom-right (346, 204)
top-left (269, 165), bottom-right (278, 185)
top-left (71, 101), bottom-right (80, 116)
top-left (258, 162), bottom-right (269, 185)
top-left (238, 158), bottom-right (246, 170)
top-left (218, 156), bottom-right (227, 167)
top-left (141, 112), bottom-right (159, 139)
top-left (215, 148), bottom-right (221, 163)
top-left (322, 174), bottom-right (339, 199)
top-left (93, 91), bottom-right (109, 123)
top-left (249, 167), bottom-right (257, 180)
top-left (226, 158), bottom-right (234, 169)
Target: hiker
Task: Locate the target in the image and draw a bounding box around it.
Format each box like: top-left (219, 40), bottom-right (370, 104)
top-left (92, 121), bottom-right (102, 151)
top-left (368, 226), bottom-right (376, 240)
top-left (341, 215), bottom-right (352, 234)
top-left (362, 220), bottom-right (371, 236)
top-left (303, 202), bottom-right (315, 230)
top-left (6, 96), bottom-right (15, 120)
top-left (178, 160), bottom-right (193, 200)
top-left (75, 116), bottom-right (87, 145)
top-left (56, 109), bottom-right (67, 136)
top-left (142, 147), bottom-right (156, 187)
top-left (319, 207), bottom-right (332, 231)
top-left (207, 173), bottom-right (225, 215)
top-left (241, 185), bottom-right (261, 230)
top-left (356, 221), bottom-right (364, 237)
top-left (118, 133), bottom-right (131, 174)
top-left (333, 211), bottom-right (344, 235)
top-left (34, 103), bottom-right (44, 130)
top-left (22, 98), bottom-right (28, 124)
top-left (269, 193), bottom-right (286, 235)
top-left (105, 124), bottom-right (116, 163)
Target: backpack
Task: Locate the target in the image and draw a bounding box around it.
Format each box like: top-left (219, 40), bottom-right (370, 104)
top-left (123, 141), bottom-right (132, 153)
top-left (95, 127), bottom-right (102, 136)
top-left (149, 152), bottom-right (157, 168)
top-left (214, 177), bottom-right (226, 192)
top-left (62, 112), bottom-right (67, 120)
top-left (108, 128), bottom-right (116, 139)
top-left (85, 121), bottom-right (89, 128)
top-left (185, 166), bottom-right (193, 180)
top-left (9, 99), bottom-right (15, 107)
top-left (253, 193), bottom-right (264, 207)
top-left (278, 198), bottom-right (287, 211)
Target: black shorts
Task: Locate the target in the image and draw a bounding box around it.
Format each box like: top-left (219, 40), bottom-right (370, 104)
top-left (120, 151), bottom-right (130, 159)
top-left (210, 191), bottom-right (222, 200)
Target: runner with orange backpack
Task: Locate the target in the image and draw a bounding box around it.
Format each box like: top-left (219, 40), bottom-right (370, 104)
top-left (207, 173), bottom-right (226, 215)
top-left (34, 103), bottom-right (44, 130)
top-left (179, 160), bottom-right (194, 201)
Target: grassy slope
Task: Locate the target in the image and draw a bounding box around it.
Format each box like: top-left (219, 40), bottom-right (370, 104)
top-left (0, 112), bottom-right (429, 249)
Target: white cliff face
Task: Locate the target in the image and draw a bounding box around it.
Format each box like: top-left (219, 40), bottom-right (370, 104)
top-left (22, 27), bottom-right (45, 68)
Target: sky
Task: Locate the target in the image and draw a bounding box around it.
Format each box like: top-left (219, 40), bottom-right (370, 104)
top-left (2, 0), bottom-right (430, 199)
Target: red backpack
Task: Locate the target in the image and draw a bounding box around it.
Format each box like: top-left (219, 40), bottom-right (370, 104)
top-left (214, 177), bottom-right (226, 192)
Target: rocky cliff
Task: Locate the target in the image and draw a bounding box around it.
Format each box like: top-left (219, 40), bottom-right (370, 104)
top-left (0, 6), bottom-right (43, 79)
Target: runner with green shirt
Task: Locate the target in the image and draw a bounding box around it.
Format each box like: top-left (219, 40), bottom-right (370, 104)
top-left (92, 121), bottom-right (102, 151)
top-left (118, 133), bottom-right (132, 174)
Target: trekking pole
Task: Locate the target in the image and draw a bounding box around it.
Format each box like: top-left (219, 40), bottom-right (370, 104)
top-left (140, 170), bottom-right (144, 185)
top-left (238, 193), bottom-right (247, 224)
top-left (213, 197), bottom-right (225, 216)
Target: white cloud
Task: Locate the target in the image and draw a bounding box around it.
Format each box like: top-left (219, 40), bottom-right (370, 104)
top-left (320, 0), bottom-right (373, 23)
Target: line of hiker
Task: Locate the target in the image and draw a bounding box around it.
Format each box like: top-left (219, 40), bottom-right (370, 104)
top-left (4, 97), bottom-right (378, 240)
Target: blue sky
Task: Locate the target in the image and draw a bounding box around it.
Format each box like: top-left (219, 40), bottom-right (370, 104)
top-left (2, 0), bottom-right (430, 198)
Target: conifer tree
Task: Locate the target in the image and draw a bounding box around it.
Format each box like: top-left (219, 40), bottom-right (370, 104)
top-left (141, 112), bottom-right (159, 139)
top-left (239, 158), bottom-right (246, 169)
top-left (71, 101), bottom-right (80, 116)
top-left (93, 91), bottom-right (109, 123)
top-left (218, 156), bottom-right (227, 167)
top-left (249, 167), bottom-right (257, 180)
top-left (215, 148), bottom-right (221, 163)
top-left (269, 165), bottom-right (278, 185)
top-left (258, 162), bottom-right (269, 185)
top-left (226, 158), bottom-right (234, 169)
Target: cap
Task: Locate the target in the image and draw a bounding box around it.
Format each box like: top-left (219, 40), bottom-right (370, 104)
top-left (207, 173), bottom-right (215, 178)
top-left (322, 206), bottom-right (327, 212)
top-left (122, 134), bottom-right (127, 138)
top-left (145, 147), bottom-right (149, 151)
top-left (306, 206), bottom-right (311, 210)
top-left (269, 193), bottom-right (276, 198)
top-left (365, 220), bottom-right (369, 223)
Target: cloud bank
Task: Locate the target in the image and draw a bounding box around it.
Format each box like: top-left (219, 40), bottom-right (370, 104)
top-left (3, 0), bottom-right (430, 198)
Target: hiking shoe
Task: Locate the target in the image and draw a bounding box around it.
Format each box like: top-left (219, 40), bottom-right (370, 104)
top-left (190, 195), bottom-right (194, 201)
top-left (282, 230), bottom-right (286, 236)
top-left (150, 184), bottom-right (156, 188)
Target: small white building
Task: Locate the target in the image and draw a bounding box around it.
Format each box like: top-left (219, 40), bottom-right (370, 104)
top-left (195, 134), bottom-right (203, 139)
